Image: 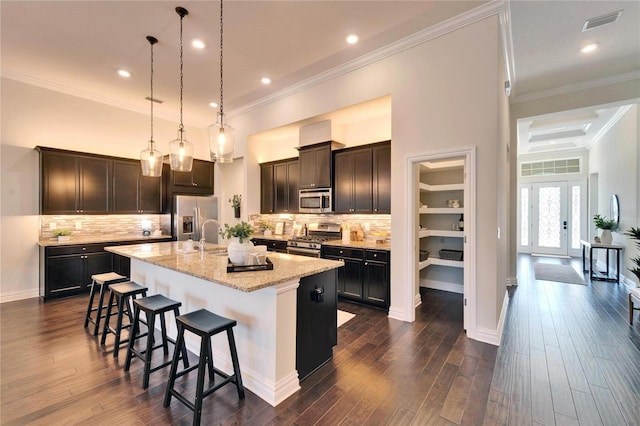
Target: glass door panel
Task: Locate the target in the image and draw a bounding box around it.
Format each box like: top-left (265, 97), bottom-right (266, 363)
top-left (532, 182), bottom-right (568, 256)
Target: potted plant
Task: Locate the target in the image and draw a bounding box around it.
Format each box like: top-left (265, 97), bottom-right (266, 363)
top-left (624, 227), bottom-right (640, 283)
top-left (219, 221), bottom-right (254, 264)
top-left (53, 229), bottom-right (72, 242)
top-left (229, 194), bottom-right (242, 218)
top-left (260, 221), bottom-right (275, 237)
top-left (594, 214), bottom-right (617, 244)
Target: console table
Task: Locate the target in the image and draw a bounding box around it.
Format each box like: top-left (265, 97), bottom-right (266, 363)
top-left (580, 239), bottom-right (624, 283)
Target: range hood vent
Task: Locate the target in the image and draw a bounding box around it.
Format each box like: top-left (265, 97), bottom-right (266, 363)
top-left (298, 120), bottom-right (344, 149)
top-left (582, 10), bottom-right (623, 31)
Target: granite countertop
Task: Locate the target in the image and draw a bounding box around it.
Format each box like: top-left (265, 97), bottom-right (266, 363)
top-left (38, 234), bottom-right (173, 247)
top-left (322, 239), bottom-right (391, 251)
top-left (251, 234), bottom-right (290, 242)
top-left (105, 241), bottom-right (344, 293)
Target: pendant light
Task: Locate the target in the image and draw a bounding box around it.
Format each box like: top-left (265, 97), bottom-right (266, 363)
top-left (140, 36), bottom-right (163, 177)
top-left (169, 6), bottom-right (194, 172)
top-left (208, 0), bottom-right (235, 163)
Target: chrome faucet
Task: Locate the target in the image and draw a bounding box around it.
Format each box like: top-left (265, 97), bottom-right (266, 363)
top-left (198, 219), bottom-right (220, 251)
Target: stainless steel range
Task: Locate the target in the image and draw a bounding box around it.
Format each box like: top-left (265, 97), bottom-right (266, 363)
top-left (287, 223), bottom-right (341, 258)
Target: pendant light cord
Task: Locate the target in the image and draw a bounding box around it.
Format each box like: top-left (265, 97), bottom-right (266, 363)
top-left (219, 0), bottom-right (224, 120)
top-left (147, 35), bottom-right (158, 150)
top-left (178, 9), bottom-right (185, 137)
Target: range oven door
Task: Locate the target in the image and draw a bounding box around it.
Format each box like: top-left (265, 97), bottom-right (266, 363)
top-left (287, 246), bottom-right (321, 258)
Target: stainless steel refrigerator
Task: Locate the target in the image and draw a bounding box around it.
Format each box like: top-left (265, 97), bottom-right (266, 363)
top-left (172, 195), bottom-right (219, 243)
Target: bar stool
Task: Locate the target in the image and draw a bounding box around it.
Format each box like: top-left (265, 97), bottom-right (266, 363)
top-left (84, 272), bottom-right (129, 336)
top-left (163, 309), bottom-right (245, 426)
top-left (124, 294), bottom-right (190, 389)
top-left (100, 281), bottom-right (148, 358)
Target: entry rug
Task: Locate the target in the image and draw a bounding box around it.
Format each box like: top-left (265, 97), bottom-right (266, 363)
top-left (533, 263), bottom-right (586, 285)
top-left (337, 310), bottom-right (355, 327)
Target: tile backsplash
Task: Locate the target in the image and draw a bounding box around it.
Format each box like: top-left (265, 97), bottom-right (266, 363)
top-left (248, 213), bottom-right (391, 240)
top-left (40, 214), bottom-right (171, 239)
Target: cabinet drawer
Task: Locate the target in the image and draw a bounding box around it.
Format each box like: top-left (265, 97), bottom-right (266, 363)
top-left (47, 244), bottom-right (106, 256)
top-left (365, 250), bottom-right (388, 262)
top-left (322, 246), bottom-right (363, 259)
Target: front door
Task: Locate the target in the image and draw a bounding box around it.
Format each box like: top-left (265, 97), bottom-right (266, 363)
top-left (531, 181), bottom-right (568, 256)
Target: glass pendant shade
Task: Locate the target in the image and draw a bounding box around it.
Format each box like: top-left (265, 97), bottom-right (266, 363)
top-left (169, 129), bottom-right (194, 171)
top-left (140, 141), bottom-right (163, 177)
top-left (208, 112), bottom-right (235, 163)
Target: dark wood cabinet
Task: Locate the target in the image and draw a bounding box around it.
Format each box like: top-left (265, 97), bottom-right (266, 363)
top-left (334, 148), bottom-right (373, 213)
top-left (333, 141), bottom-right (390, 214)
top-left (372, 143), bottom-right (391, 213)
top-left (298, 143), bottom-right (332, 189)
top-left (170, 159), bottom-right (214, 195)
top-left (250, 238), bottom-right (288, 253)
top-left (40, 149), bottom-right (111, 214)
top-left (260, 158), bottom-right (298, 214)
top-left (322, 245), bottom-right (389, 309)
top-left (112, 160), bottom-right (163, 213)
top-left (40, 244), bottom-right (114, 300)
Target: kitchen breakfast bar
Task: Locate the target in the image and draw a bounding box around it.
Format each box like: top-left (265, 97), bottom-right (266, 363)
top-left (105, 241), bottom-right (343, 407)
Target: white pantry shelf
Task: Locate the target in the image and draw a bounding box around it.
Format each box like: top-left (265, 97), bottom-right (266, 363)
top-left (419, 182), bottom-right (464, 192)
top-left (419, 229), bottom-right (464, 239)
top-left (419, 207), bottom-right (464, 214)
top-left (419, 257), bottom-right (464, 270)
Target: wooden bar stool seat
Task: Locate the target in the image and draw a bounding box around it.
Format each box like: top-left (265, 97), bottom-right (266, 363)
top-left (84, 272), bottom-right (129, 336)
top-left (163, 309), bottom-right (245, 426)
top-left (100, 281), bottom-right (148, 358)
top-left (124, 294), bottom-right (190, 389)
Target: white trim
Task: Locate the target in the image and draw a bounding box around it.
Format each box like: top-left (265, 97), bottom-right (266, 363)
top-left (228, 1), bottom-right (507, 118)
top-left (0, 290), bottom-right (39, 304)
top-left (420, 279), bottom-right (463, 294)
top-left (387, 305), bottom-right (407, 322)
top-left (506, 277), bottom-right (518, 286)
top-left (415, 293), bottom-right (423, 308)
top-left (511, 70), bottom-right (640, 104)
top-left (406, 147), bottom-right (476, 337)
top-left (592, 104), bottom-right (634, 143)
top-left (472, 289), bottom-right (509, 346)
top-left (498, 0), bottom-right (515, 91)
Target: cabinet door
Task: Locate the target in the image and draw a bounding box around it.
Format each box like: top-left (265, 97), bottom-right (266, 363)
top-left (314, 145), bottom-right (332, 188)
top-left (373, 143), bottom-right (391, 213)
top-left (363, 260), bottom-right (389, 307)
top-left (84, 252), bottom-right (114, 287)
top-left (353, 149), bottom-right (373, 213)
top-left (41, 152), bottom-right (78, 214)
top-left (139, 174), bottom-right (163, 213)
top-left (342, 258), bottom-right (363, 299)
top-left (298, 149), bottom-right (317, 189)
top-left (46, 255), bottom-right (84, 294)
top-left (191, 160), bottom-right (214, 191)
top-left (333, 151), bottom-right (353, 213)
top-left (112, 160), bottom-right (140, 213)
top-left (260, 164), bottom-right (274, 214)
top-left (286, 160), bottom-right (299, 212)
top-left (274, 163), bottom-right (288, 213)
top-left (78, 157), bottom-right (110, 213)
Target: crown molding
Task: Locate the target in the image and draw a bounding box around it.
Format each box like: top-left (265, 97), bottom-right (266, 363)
top-left (499, 0), bottom-right (515, 91)
top-left (511, 70), bottom-right (640, 104)
top-left (228, 0), bottom-right (507, 118)
top-left (592, 104), bottom-right (634, 143)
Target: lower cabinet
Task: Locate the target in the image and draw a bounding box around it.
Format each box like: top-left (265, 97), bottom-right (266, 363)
top-left (250, 238), bottom-right (288, 253)
top-left (321, 245), bottom-right (389, 309)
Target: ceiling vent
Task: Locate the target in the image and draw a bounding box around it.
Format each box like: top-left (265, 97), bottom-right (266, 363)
top-left (582, 10), bottom-right (623, 31)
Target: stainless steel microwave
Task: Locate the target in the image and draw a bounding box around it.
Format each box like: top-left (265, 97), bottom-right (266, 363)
top-left (299, 188), bottom-right (332, 213)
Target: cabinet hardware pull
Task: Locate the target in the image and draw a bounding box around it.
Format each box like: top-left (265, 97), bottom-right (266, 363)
top-left (192, 182), bottom-right (198, 186)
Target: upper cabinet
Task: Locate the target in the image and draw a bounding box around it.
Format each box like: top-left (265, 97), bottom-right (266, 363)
top-left (298, 142), bottom-right (332, 189)
top-left (40, 148), bottom-right (111, 214)
top-left (260, 158), bottom-right (298, 214)
top-left (38, 147), bottom-right (166, 215)
top-left (333, 141), bottom-right (391, 214)
top-left (112, 159), bottom-right (164, 214)
top-left (169, 159), bottom-right (214, 195)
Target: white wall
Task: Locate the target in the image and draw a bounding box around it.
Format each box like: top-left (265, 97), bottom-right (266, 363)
top-left (0, 78), bottom-right (206, 302)
top-left (233, 15), bottom-right (505, 335)
top-left (589, 105), bottom-right (639, 285)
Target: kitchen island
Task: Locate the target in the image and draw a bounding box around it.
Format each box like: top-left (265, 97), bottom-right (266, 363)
top-left (105, 241), bottom-right (343, 406)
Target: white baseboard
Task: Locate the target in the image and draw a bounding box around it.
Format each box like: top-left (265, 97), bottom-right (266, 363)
top-left (0, 289), bottom-right (39, 304)
top-left (388, 305), bottom-right (407, 322)
top-left (414, 292), bottom-right (422, 308)
top-left (472, 290), bottom-right (509, 347)
top-left (419, 279), bottom-right (463, 294)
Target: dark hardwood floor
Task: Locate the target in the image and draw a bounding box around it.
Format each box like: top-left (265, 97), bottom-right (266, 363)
top-left (1, 254), bottom-right (639, 425)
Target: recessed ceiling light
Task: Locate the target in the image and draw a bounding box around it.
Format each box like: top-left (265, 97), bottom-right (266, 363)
top-left (346, 34), bottom-right (359, 44)
top-left (261, 77), bottom-right (271, 85)
top-left (192, 39), bottom-right (206, 49)
top-left (580, 43), bottom-right (598, 54)
top-left (117, 69), bottom-right (131, 78)
top-left (209, 102), bottom-right (219, 108)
